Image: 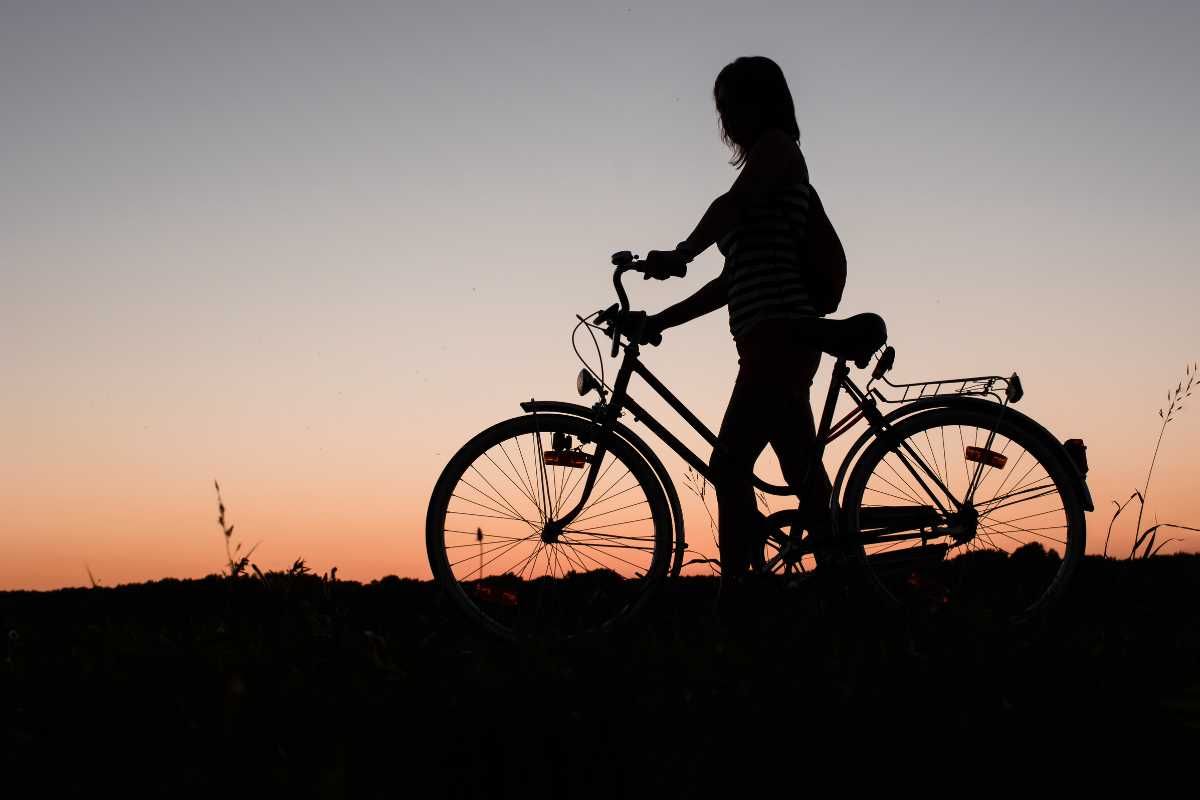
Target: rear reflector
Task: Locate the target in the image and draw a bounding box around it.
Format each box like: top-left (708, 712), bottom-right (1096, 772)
top-left (543, 451), bottom-right (590, 468)
top-left (965, 446), bottom-right (1007, 468)
top-left (1063, 438), bottom-right (1088, 475)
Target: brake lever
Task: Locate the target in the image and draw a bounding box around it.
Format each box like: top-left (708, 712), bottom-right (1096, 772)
top-left (595, 303), bottom-right (619, 327)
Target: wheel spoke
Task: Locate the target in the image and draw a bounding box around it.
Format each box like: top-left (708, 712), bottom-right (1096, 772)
top-left (466, 466), bottom-right (541, 528)
top-left (583, 466), bottom-right (635, 512)
top-left (864, 485), bottom-right (926, 505)
top-left (450, 490), bottom-right (539, 530)
top-left (512, 434), bottom-right (545, 524)
top-left (977, 518), bottom-right (1067, 546)
top-left (556, 457), bottom-right (593, 516)
top-left (514, 540), bottom-right (547, 580)
top-left (562, 529), bottom-right (657, 542)
top-left (556, 542), bottom-right (590, 574)
top-left (455, 476), bottom-right (529, 521)
top-left (864, 538), bottom-right (907, 555)
top-left (447, 508), bottom-right (540, 527)
top-left (559, 537), bottom-right (649, 572)
top-left (565, 515), bottom-right (654, 532)
top-left (978, 450), bottom-right (1034, 509)
top-left (874, 457), bottom-right (929, 506)
top-left (449, 532), bottom-right (539, 571)
top-left (497, 441), bottom-right (541, 511)
top-left (977, 445), bottom-right (1023, 501)
top-left (985, 504), bottom-right (1064, 528)
top-left (956, 425), bottom-right (974, 488)
top-left (921, 427), bottom-right (946, 489)
top-left (445, 534), bottom-right (534, 547)
top-left (558, 539), bottom-right (657, 553)
top-left (533, 429), bottom-right (554, 522)
top-left (970, 435), bottom-right (1016, 500)
top-left (974, 482), bottom-right (1058, 515)
top-left (483, 449), bottom-right (542, 516)
top-left (572, 498), bottom-right (650, 527)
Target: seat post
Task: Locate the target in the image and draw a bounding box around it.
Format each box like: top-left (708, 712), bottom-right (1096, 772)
top-left (816, 358), bottom-right (849, 447)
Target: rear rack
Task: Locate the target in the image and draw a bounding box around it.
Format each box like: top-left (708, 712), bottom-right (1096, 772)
top-left (871, 373), bottom-right (1018, 404)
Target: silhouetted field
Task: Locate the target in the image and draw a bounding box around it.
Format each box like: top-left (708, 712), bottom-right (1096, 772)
top-left (4, 555), bottom-right (1199, 795)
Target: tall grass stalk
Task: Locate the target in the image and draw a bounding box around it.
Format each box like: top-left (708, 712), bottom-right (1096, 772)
top-left (214, 479), bottom-right (260, 577)
top-left (1104, 362), bottom-right (1197, 558)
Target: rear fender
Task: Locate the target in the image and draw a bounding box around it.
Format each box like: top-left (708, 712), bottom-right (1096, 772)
top-left (832, 395), bottom-right (1093, 513)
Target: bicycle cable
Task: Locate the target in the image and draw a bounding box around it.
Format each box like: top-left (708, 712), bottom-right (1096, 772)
top-left (571, 311), bottom-right (609, 394)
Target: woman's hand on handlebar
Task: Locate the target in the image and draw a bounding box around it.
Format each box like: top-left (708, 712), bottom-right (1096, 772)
top-left (595, 305), bottom-right (665, 347)
top-left (641, 248), bottom-right (689, 280)
top-left (640, 312), bottom-right (666, 345)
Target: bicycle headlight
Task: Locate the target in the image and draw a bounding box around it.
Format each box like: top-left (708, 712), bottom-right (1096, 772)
top-left (577, 369), bottom-right (600, 397)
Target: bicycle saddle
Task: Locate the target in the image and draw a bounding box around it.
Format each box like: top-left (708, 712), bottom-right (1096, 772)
top-left (795, 313), bottom-right (887, 368)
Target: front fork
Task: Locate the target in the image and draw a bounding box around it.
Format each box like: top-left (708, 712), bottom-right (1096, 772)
top-left (538, 340), bottom-right (640, 543)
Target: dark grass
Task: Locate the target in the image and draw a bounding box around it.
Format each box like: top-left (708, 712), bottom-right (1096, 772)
top-left (4, 555), bottom-right (1200, 795)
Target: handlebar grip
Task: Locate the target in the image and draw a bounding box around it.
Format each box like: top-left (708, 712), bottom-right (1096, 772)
top-left (632, 252), bottom-right (688, 281)
top-left (640, 261), bottom-right (687, 280)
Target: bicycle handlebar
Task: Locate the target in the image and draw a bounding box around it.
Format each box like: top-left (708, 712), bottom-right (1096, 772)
top-left (606, 251), bottom-right (677, 356)
top-left (597, 302), bottom-right (661, 354)
top-left (610, 249), bottom-right (688, 280)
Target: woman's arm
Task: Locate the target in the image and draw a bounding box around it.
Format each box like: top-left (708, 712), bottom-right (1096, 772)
top-left (642, 129), bottom-right (805, 334)
top-left (644, 129), bottom-right (803, 278)
top-left (648, 269), bottom-right (728, 334)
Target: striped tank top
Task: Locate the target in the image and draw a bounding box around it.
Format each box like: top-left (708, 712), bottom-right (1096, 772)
top-left (718, 179), bottom-right (817, 339)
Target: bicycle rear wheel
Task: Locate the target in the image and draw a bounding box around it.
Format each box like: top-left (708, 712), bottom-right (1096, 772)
top-left (842, 405), bottom-right (1086, 624)
top-left (426, 413), bottom-right (673, 641)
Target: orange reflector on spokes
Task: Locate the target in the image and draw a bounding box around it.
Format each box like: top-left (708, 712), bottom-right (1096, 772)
top-left (965, 446), bottom-right (1007, 468)
top-left (543, 450), bottom-right (590, 468)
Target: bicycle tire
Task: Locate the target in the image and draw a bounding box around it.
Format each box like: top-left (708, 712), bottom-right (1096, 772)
top-left (842, 405), bottom-right (1086, 624)
top-left (426, 413), bottom-right (673, 641)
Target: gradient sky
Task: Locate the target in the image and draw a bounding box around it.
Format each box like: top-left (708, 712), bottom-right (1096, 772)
top-left (4, 1), bottom-right (1198, 589)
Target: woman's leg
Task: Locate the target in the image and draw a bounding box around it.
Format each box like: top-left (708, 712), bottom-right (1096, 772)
top-left (711, 361), bottom-right (773, 577)
top-left (769, 347), bottom-right (834, 536)
top-left (712, 321), bottom-right (832, 575)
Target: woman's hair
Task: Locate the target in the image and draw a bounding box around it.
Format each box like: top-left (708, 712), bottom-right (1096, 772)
top-left (713, 56), bottom-right (800, 168)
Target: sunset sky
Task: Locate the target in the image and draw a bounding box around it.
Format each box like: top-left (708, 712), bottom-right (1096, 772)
top-left (4, 1), bottom-right (1198, 589)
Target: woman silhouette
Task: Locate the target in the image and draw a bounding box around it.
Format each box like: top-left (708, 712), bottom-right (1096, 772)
top-left (641, 56), bottom-right (834, 582)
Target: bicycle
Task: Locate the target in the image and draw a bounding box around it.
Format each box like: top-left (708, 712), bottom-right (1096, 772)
top-left (426, 251), bottom-right (1093, 640)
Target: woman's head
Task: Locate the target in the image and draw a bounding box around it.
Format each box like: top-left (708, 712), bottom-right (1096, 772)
top-left (713, 56), bottom-right (800, 168)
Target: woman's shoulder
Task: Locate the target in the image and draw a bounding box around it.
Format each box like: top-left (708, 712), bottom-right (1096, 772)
top-left (753, 129), bottom-right (808, 185)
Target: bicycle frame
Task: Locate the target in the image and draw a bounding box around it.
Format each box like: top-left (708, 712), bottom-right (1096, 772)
top-left (539, 266), bottom-right (976, 545)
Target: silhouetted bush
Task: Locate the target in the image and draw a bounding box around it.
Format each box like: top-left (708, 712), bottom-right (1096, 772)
top-left (3, 556), bottom-right (1199, 796)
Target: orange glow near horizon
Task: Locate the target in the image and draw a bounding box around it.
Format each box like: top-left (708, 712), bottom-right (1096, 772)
top-left (6, 355), bottom-right (1199, 590)
top-left (4, 4), bottom-right (1199, 590)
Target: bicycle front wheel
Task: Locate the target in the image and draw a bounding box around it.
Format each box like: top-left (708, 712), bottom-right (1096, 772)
top-left (842, 405), bottom-right (1086, 624)
top-left (426, 412), bottom-right (673, 640)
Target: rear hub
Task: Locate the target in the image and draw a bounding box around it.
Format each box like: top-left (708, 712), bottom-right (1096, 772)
top-left (950, 504), bottom-right (979, 545)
